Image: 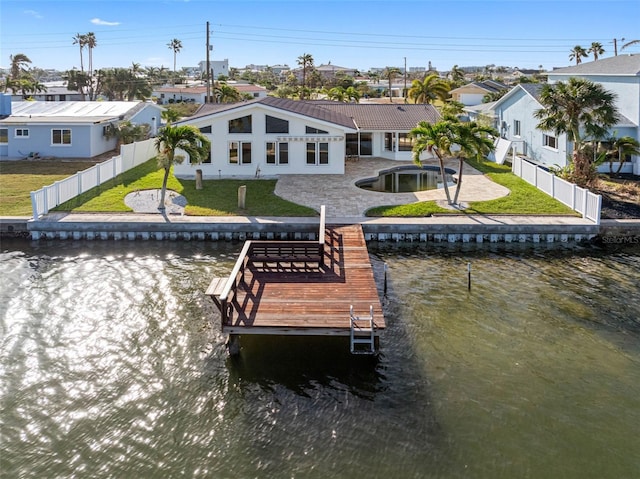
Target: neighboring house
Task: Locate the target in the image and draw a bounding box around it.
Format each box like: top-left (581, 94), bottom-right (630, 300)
top-left (153, 83), bottom-right (267, 105)
top-left (173, 96), bottom-right (440, 178)
top-left (153, 85), bottom-right (208, 105)
top-left (491, 83), bottom-right (569, 166)
top-left (10, 84), bottom-right (84, 102)
top-left (450, 80), bottom-right (508, 106)
top-left (0, 97), bottom-right (163, 159)
top-left (197, 59), bottom-right (230, 79)
top-left (491, 55), bottom-right (640, 173)
top-left (232, 83), bottom-right (268, 99)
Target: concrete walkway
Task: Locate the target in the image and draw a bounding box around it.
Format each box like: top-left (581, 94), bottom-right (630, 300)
top-left (275, 157), bottom-right (509, 217)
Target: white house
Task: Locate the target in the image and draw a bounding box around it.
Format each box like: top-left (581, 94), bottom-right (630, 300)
top-left (491, 55), bottom-right (640, 174)
top-left (153, 83), bottom-right (268, 105)
top-left (450, 80), bottom-right (508, 106)
top-left (0, 98), bottom-right (163, 159)
top-left (173, 96), bottom-right (440, 178)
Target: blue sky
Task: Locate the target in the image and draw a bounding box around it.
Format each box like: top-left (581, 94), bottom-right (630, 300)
top-left (1, 0), bottom-right (639, 73)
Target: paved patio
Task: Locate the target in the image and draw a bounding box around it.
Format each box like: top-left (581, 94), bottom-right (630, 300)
top-left (274, 157), bottom-right (510, 217)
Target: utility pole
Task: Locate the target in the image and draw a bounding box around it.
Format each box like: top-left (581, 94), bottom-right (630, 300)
top-left (206, 21), bottom-right (211, 103)
top-left (613, 37), bottom-right (625, 56)
top-left (403, 57), bottom-right (407, 102)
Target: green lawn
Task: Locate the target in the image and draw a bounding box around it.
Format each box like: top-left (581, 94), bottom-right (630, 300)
top-left (0, 160), bottom-right (99, 216)
top-left (2, 157), bottom-right (577, 218)
top-left (366, 158), bottom-right (577, 217)
top-left (56, 158), bottom-right (317, 216)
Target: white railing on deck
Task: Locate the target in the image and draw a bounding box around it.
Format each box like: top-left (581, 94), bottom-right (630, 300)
top-left (30, 139), bottom-right (156, 219)
top-left (512, 156), bottom-right (601, 224)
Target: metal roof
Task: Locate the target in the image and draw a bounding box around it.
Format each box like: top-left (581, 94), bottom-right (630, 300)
top-left (1, 101), bottom-right (150, 124)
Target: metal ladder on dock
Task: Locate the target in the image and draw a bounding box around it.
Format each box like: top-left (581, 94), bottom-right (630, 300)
top-left (350, 305), bottom-right (376, 355)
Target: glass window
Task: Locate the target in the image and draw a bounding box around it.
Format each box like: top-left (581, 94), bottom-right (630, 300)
top-left (279, 142), bottom-right (289, 164)
top-left (199, 125), bottom-right (212, 134)
top-left (543, 133), bottom-right (557, 149)
top-left (52, 129), bottom-right (71, 145)
top-left (398, 133), bottom-right (413, 151)
top-left (265, 115), bottom-right (289, 134)
top-left (266, 142), bottom-right (289, 165)
top-left (306, 126), bottom-right (328, 134)
top-left (514, 120), bottom-right (521, 137)
top-left (15, 129), bottom-right (29, 138)
top-left (319, 143), bottom-right (329, 164)
top-left (306, 142), bottom-right (316, 164)
top-left (346, 133), bottom-right (372, 156)
top-left (241, 142), bottom-right (252, 164)
top-left (0, 128), bottom-right (8, 144)
top-left (228, 115), bottom-right (252, 133)
top-left (384, 132), bottom-right (395, 151)
top-left (306, 142), bottom-right (329, 165)
top-left (229, 141), bottom-right (239, 164)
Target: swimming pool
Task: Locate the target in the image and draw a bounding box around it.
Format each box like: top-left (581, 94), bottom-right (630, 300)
top-left (355, 164), bottom-right (456, 193)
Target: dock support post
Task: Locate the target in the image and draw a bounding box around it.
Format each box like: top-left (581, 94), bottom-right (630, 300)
top-left (226, 334), bottom-right (241, 356)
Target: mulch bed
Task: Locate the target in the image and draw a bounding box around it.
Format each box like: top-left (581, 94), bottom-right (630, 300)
top-left (595, 174), bottom-right (640, 219)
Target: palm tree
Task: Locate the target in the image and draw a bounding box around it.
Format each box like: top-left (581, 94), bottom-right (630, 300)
top-left (410, 120), bottom-right (456, 204)
top-left (569, 45), bottom-right (588, 65)
top-left (214, 83), bottom-right (242, 103)
top-left (448, 64), bottom-right (465, 86)
top-left (167, 38), bottom-right (183, 82)
top-left (72, 33), bottom-right (86, 73)
top-left (9, 53), bottom-right (31, 81)
top-left (153, 125), bottom-right (210, 211)
top-left (603, 136), bottom-right (640, 175)
top-left (534, 78), bottom-right (620, 186)
top-left (382, 67), bottom-right (401, 102)
top-left (297, 53), bottom-right (314, 99)
top-left (85, 32), bottom-right (97, 74)
top-left (451, 121), bottom-right (497, 204)
top-left (407, 73), bottom-right (450, 104)
top-left (621, 39), bottom-right (639, 52)
top-left (410, 118), bottom-right (497, 206)
top-left (589, 42), bottom-right (605, 61)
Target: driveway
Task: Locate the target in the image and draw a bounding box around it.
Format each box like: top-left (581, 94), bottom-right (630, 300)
top-left (274, 157), bottom-right (510, 217)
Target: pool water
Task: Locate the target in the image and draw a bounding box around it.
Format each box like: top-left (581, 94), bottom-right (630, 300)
top-left (356, 165), bottom-right (456, 193)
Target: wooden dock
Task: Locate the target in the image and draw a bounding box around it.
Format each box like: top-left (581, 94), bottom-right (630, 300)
top-left (206, 211), bottom-right (385, 353)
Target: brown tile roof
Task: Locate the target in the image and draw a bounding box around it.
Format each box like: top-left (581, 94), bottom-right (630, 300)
top-left (183, 97), bottom-right (440, 131)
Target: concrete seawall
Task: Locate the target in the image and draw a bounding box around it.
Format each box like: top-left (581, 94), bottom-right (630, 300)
top-left (4, 214), bottom-right (638, 244)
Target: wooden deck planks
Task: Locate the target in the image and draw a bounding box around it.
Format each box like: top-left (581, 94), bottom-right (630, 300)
top-left (223, 224), bottom-right (384, 335)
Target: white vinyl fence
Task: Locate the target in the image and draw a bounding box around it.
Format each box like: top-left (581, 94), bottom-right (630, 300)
top-left (30, 139), bottom-right (157, 219)
top-left (512, 156), bottom-right (602, 224)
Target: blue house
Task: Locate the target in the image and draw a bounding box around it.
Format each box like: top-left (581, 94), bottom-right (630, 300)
top-left (0, 97), bottom-right (163, 159)
top-left (491, 55), bottom-right (640, 174)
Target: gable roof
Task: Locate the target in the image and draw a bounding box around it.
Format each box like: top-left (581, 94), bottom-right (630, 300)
top-left (451, 80), bottom-right (507, 94)
top-left (184, 97), bottom-right (440, 131)
top-left (548, 54), bottom-right (640, 76)
top-left (0, 101), bottom-right (154, 124)
top-left (490, 83), bottom-right (543, 110)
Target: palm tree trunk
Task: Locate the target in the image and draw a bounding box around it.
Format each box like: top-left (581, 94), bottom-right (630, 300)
top-left (435, 151), bottom-right (452, 205)
top-left (158, 167), bottom-right (170, 210)
top-left (452, 157), bottom-right (465, 205)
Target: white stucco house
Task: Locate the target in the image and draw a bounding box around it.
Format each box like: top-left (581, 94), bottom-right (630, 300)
top-left (153, 83), bottom-right (268, 105)
top-left (0, 97), bottom-right (163, 159)
top-left (491, 55), bottom-right (640, 174)
top-left (173, 96), bottom-right (440, 178)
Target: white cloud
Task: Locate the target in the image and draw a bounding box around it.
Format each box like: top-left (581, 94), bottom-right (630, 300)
top-left (24, 10), bottom-right (43, 19)
top-left (90, 18), bottom-right (121, 26)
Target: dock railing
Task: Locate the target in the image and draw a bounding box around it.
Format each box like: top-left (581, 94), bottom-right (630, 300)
top-left (512, 156), bottom-right (602, 224)
top-left (212, 205), bottom-right (327, 324)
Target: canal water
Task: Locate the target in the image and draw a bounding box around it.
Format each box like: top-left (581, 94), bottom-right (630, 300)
top-left (1, 239), bottom-right (638, 479)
